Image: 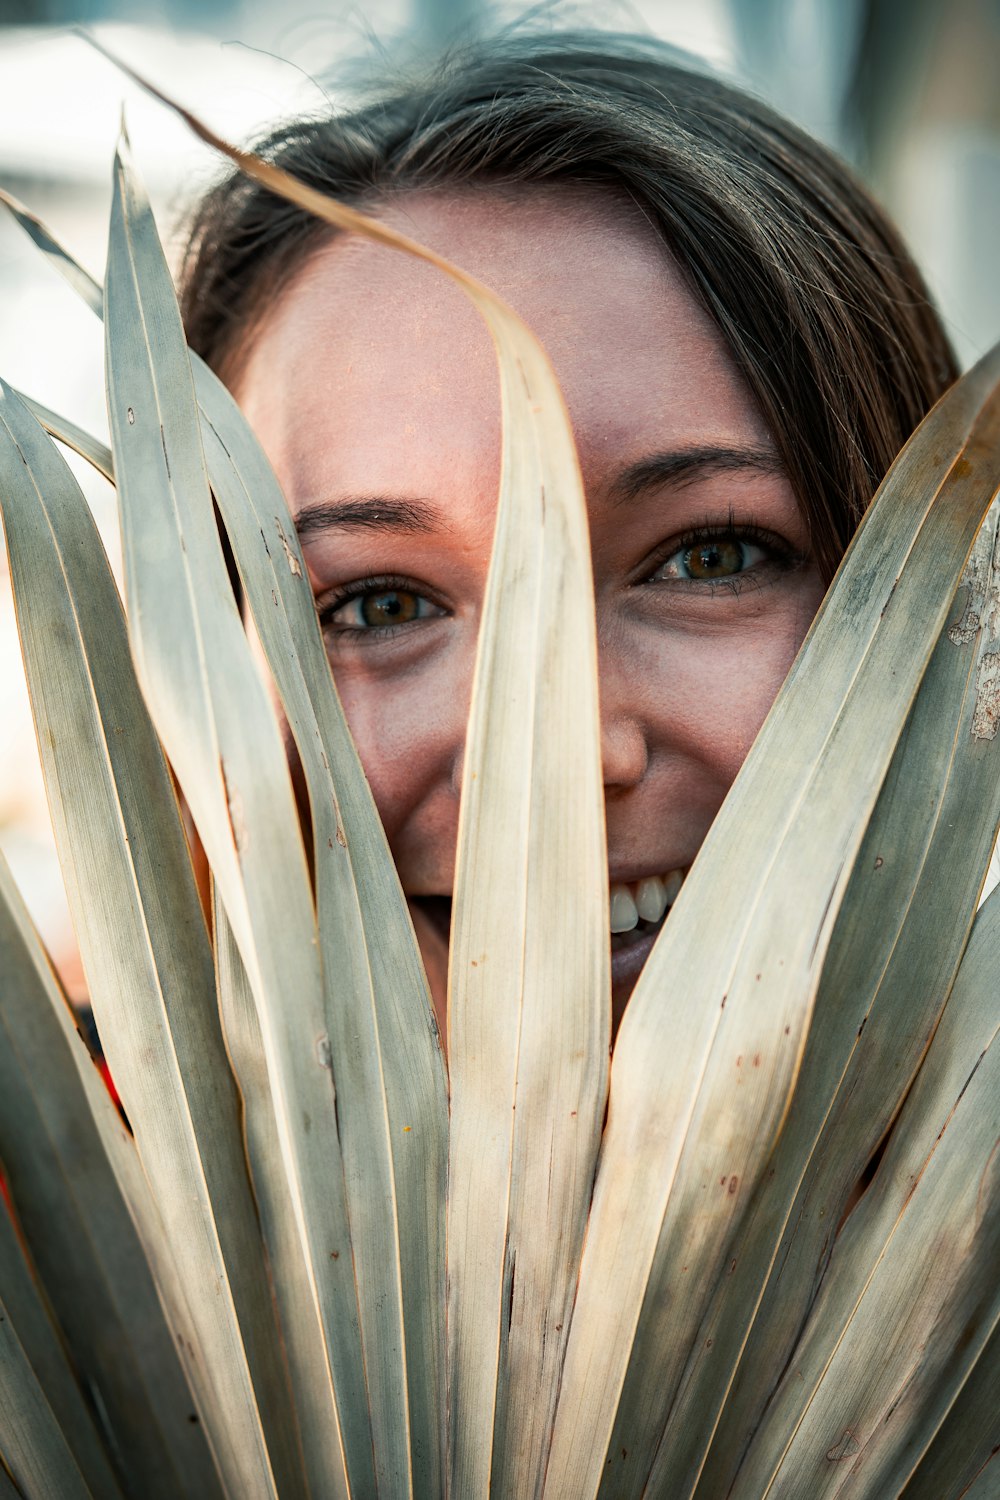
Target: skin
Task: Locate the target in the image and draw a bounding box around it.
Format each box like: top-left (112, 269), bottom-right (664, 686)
top-left (234, 186), bottom-right (827, 1035)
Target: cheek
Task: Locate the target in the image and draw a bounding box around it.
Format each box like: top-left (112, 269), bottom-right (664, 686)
top-left (681, 635), bottom-right (797, 782)
top-left (633, 587), bottom-right (823, 791)
top-left (328, 638), bottom-right (476, 879)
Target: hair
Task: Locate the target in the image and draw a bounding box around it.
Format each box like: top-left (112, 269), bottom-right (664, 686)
top-left (179, 29), bottom-right (958, 581)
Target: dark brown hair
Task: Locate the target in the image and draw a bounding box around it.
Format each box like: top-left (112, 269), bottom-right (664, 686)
top-left (179, 30), bottom-right (957, 579)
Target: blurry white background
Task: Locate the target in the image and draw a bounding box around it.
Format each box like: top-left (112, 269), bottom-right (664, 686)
top-left (1, 0), bottom-right (998, 990)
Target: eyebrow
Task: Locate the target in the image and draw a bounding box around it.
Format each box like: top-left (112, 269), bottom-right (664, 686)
top-left (609, 444), bottom-right (784, 507)
top-left (294, 495), bottom-right (445, 539)
top-left (292, 445), bottom-right (783, 537)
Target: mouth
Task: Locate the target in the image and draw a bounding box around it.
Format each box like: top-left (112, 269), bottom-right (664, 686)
top-left (410, 866), bottom-right (687, 992)
top-left (608, 869), bottom-right (686, 992)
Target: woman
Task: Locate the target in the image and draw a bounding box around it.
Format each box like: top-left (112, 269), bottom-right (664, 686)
top-left (180, 30), bottom-right (957, 1033)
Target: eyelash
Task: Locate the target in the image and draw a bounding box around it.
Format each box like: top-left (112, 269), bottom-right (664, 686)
top-left (639, 519), bottom-right (801, 594)
top-left (317, 521), bottom-right (801, 638)
top-left (317, 573), bottom-right (446, 640)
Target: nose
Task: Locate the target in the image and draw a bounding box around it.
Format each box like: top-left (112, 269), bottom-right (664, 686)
top-left (600, 706), bottom-right (648, 792)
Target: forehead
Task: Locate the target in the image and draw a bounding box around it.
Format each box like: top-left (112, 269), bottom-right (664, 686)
top-left (234, 184), bottom-right (771, 507)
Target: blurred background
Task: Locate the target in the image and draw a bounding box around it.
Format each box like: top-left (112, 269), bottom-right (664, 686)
top-left (1, 0), bottom-right (999, 993)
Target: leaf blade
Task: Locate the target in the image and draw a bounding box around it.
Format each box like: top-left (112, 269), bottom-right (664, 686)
top-left (544, 344), bottom-right (1000, 1497)
top-left (0, 847), bottom-right (224, 1500)
top-left (654, 491), bottom-right (1000, 1497)
top-left (0, 381), bottom-right (292, 1499)
top-left (104, 132), bottom-right (378, 1495)
top-left (730, 891), bottom-right (1000, 1498)
top-left (94, 76), bottom-right (609, 1498)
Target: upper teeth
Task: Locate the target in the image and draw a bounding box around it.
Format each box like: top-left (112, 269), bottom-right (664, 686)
top-left (609, 870), bottom-right (685, 933)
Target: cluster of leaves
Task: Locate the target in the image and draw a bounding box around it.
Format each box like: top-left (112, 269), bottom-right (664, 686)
top-left (0, 85), bottom-right (997, 1499)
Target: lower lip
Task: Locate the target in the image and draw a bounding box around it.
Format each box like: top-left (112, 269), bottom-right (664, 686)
top-left (610, 923), bottom-right (662, 993)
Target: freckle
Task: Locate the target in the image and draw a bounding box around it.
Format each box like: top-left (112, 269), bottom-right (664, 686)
top-left (736, 1056), bottom-right (742, 1067)
top-left (330, 1250), bottom-right (339, 1259)
top-left (784, 1025), bottom-right (790, 1035)
top-left (728, 1175), bottom-right (738, 1195)
top-left (471, 960), bottom-right (477, 968)
top-left (752, 1054), bottom-right (760, 1067)
top-left (327, 837), bottom-right (333, 848)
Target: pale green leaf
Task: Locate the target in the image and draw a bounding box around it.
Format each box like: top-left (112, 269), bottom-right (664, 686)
top-left (0, 187), bottom-right (102, 316)
top-left (104, 132), bottom-right (377, 1494)
top-left (197, 368), bottom-right (448, 1498)
top-left (901, 1323), bottom-right (1000, 1498)
top-left (655, 493), bottom-right (1000, 1498)
top-left (0, 1182), bottom-right (122, 1498)
top-left (544, 344), bottom-right (1000, 1496)
top-left (13, 389), bottom-right (113, 481)
top-left (5, 171), bottom-right (450, 1497)
top-left (95, 70), bottom-right (608, 1498)
top-left (153, 90), bottom-right (611, 1500)
top-left (0, 381), bottom-right (298, 1499)
top-left (0, 1280), bottom-right (94, 1500)
top-left (0, 848), bottom-right (224, 1500)
top-left (212, 887), bottom-right (350, 1500)
top-left (728, 888), bottom-right (1000, 1497)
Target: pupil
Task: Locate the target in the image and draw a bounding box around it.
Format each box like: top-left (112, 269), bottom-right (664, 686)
top-left (361, 590), bottom-right (417, 626)
top-left (687, 539), bottom-right (744, 579)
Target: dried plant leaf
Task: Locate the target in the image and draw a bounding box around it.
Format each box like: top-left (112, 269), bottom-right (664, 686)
top-left (0, 848), bottom-right (224, 1500)
top-left (0, 186), bottom-right (102, 315)
top-left (0, 1281), bottom-right (95, 1500)
top-left (212, 888), bottom-right (350, 1500)
top-left (544, 345), bottom-right (1000, 1496)
top-left (13, 389), bottom-right (113, 480)
top-left (0, 1187), bottom-right (123, 1498)
top-left (655, 496), bottom-right (1000, 1498)
top-left (900, 1322), bottom-right (1000, 1498)
top-left (92, 62), bottom-right (608, 1499)
top-left (0, 380), bottom-right (296, 1499)
top-left (729, 888), bottom-right (1000, 1497)
top-left (104, 130), bottom-right (381, 1495)
top-left (4, 178), bottom-right (449, 1495)
top-left (197, 368), bottom-right (448, 1497)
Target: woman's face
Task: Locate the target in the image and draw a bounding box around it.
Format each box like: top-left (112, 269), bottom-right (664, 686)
top-left (235, 187), bottom-right (826, 1031)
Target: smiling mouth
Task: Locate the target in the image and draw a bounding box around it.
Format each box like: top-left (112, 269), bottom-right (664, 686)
top-left (411, 867), bottom-right (688, 956)
top-left (609, 869), bottom-right (685, 950)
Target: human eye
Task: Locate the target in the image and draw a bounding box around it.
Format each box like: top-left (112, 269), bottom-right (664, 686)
top-left (318, 575), bottom-right (447, 639)
top-left (645, 522), bottom-right (797, 591)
